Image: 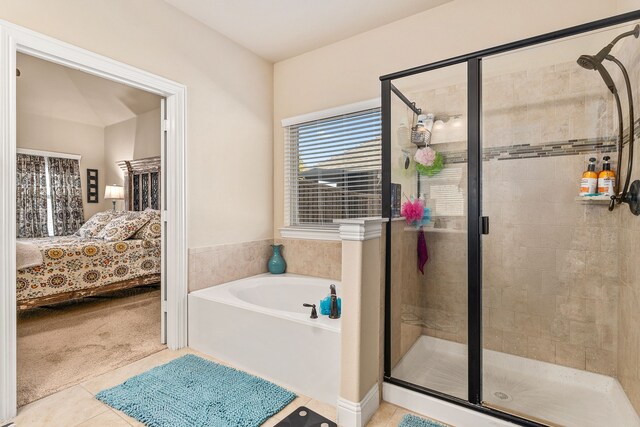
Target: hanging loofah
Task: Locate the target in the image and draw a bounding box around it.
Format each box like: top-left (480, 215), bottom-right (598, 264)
top-left (415, 151), bottom-right (444, 177)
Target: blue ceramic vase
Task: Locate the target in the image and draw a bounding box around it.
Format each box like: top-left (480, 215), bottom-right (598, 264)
top-left (268, 244), bottom-right (287, 274)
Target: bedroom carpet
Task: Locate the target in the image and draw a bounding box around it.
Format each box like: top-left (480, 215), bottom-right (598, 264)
top-left (17, 286), bottom-right (165, 407)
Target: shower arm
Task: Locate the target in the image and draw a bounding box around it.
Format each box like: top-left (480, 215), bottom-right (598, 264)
top-left (605, 55), bottom-right (635, 206)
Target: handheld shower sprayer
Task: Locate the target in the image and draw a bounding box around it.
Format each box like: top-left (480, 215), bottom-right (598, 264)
top-left (576, 24), bottom-right (640, 215)
top-left (576, 55), bottom-right (617, 93)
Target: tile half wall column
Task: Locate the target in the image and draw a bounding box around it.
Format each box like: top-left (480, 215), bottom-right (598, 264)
top-left (334, 217), bottom-right (388, 427)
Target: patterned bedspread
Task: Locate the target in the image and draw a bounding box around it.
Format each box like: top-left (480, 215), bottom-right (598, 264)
top-left (17, 236), bottom-right (161, 302)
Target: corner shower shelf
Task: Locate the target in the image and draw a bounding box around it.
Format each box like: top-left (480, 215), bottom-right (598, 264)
top-left (574, 195), bottom-right (612, 204)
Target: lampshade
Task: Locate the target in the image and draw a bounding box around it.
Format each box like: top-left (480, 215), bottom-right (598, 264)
top-left (104, 185), bottom-right (124, 200)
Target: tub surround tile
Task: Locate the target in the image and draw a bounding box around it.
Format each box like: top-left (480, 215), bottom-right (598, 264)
top-left (273, 238), bottom-right (341, 281)
top-left (188, 239), bottom-right (273, 292)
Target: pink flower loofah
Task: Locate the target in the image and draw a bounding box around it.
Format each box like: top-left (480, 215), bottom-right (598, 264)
top-left (414, 147), bottom-right (437, 166)
top-left (401, 198), bottom-right (424, 224)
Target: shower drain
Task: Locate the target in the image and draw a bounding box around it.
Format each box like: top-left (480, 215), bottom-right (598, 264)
top-left (493, 391), bottom-right (512, 401)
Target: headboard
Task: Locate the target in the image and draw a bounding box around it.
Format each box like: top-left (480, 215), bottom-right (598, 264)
top-left (116, 156), bottom-right (161, 211)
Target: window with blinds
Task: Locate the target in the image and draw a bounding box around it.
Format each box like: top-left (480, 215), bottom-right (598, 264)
top-left (284, 107), bottom-right (382, 228)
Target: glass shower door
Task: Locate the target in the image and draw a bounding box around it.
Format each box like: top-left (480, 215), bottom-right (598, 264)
top-left (480, 21), bottom-right (640, 427)
top-left (387, 62), bottom-right (469, 400)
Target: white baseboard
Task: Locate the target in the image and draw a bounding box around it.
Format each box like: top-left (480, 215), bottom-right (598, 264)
top-left (337, 383), bottom-right (380, 427)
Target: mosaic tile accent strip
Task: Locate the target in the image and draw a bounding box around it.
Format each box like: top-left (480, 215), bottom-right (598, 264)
top-left (441, 137), bottom-right (618, 164)
top-left (439, 118), bottom-right (640, 164)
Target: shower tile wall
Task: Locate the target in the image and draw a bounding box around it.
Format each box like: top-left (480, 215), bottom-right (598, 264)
top-left (390, 219), bottom-right (423, 369)
top-left (482, 60), bottom-right (619, 374)
top-left (483, 156), bottom-right (619, 374)
top-left (421, 230), bottom-right (467, 343)
top-left (394, 57), bottom-right (622, 375)
top-left (482, 64), bottom-right (613, 147)
top-left (616, 35), bottom-right (640, 414)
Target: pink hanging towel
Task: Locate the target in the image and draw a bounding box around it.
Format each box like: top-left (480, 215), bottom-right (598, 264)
top-left (417, 229), bottom-right (429, 274)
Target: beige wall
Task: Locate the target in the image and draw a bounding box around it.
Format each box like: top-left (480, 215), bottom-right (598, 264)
top-left (1, 0), bottom-right (274, 249)
top-left (104, 107), bottom-right (162, 199)
top-left (16, 112), bottom-right (110, 219)
top-left (273, 0), bottom-right (629, 237)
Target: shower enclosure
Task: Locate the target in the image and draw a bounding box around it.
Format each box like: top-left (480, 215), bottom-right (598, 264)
top-left (382, 11), bottom-right (640, 427)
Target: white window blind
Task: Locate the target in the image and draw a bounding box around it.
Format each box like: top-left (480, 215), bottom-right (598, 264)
top-left (284, 107), bottom-right (382, 227)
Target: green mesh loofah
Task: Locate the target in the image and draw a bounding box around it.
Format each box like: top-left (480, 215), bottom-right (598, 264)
top-left (415, 151), bottom-right (444, 176)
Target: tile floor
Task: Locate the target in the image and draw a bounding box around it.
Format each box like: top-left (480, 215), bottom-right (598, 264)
top-left (6, 347), bottom-right (441, 427)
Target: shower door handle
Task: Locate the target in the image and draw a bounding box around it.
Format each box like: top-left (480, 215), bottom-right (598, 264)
top-left (481, 216), bottom-right (489, 235)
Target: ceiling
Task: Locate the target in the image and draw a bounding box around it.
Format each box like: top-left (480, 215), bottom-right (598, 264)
top-left (163, 0), bottom-right (452, 62)
top-left (17, 53), bottom-right (162, 127)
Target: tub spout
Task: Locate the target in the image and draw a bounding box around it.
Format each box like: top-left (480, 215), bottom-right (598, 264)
top-left (329, 284), bottom-right (340, 319)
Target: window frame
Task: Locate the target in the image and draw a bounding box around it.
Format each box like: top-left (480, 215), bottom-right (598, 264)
top-left (281, 99), bottom-right (381, 240)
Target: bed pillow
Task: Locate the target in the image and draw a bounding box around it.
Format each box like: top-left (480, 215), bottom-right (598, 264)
top-left (96, 211), bottom-right (151, 242)
top-left (132, 209), bottom-right (162, 240)
top-left (75, 211), bottom-right (118, 238)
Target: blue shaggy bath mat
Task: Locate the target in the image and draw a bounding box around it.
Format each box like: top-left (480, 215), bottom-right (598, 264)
top-left (96, 354), bottom-right (296, 427)
top-left (399, 413), bottom-right (449, 427)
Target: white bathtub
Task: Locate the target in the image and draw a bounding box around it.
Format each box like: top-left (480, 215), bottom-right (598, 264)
top-left (188, 273), bottom-right (342, 404)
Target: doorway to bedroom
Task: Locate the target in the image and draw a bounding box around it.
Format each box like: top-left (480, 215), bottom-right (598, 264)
top-left (14, 52), bottom-right (165, 407)
top-left (0, 20), bottom-right (187, 421)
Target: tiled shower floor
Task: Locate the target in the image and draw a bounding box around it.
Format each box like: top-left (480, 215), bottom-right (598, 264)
top-left (392, 335), bottom-right (640, 427)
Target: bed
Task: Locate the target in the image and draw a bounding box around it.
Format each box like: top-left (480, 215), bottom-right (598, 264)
top-left (16, 156), bottom-right (162, 310)
top-left (16, 236), bottom-right (160, 310)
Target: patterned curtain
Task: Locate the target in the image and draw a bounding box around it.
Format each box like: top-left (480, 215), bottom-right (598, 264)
top-left (48, 157), bottom-right (84, 236)
top-left (16, 154), bottom-right (48, 238)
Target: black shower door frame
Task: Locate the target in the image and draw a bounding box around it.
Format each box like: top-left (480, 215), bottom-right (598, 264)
top-left (380, 9), bottom-right (640, 427)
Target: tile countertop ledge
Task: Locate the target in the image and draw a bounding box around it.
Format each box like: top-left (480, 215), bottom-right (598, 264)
top-left (333, 217), bottom-right (388, 241)
top-left (280, 218), bottom-right (389, 241)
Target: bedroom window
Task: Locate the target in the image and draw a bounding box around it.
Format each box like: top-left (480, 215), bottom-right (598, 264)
top-left (283, 102), bottom-right (382, 237)
top-left (16, 149), bottom-right (84, 238)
